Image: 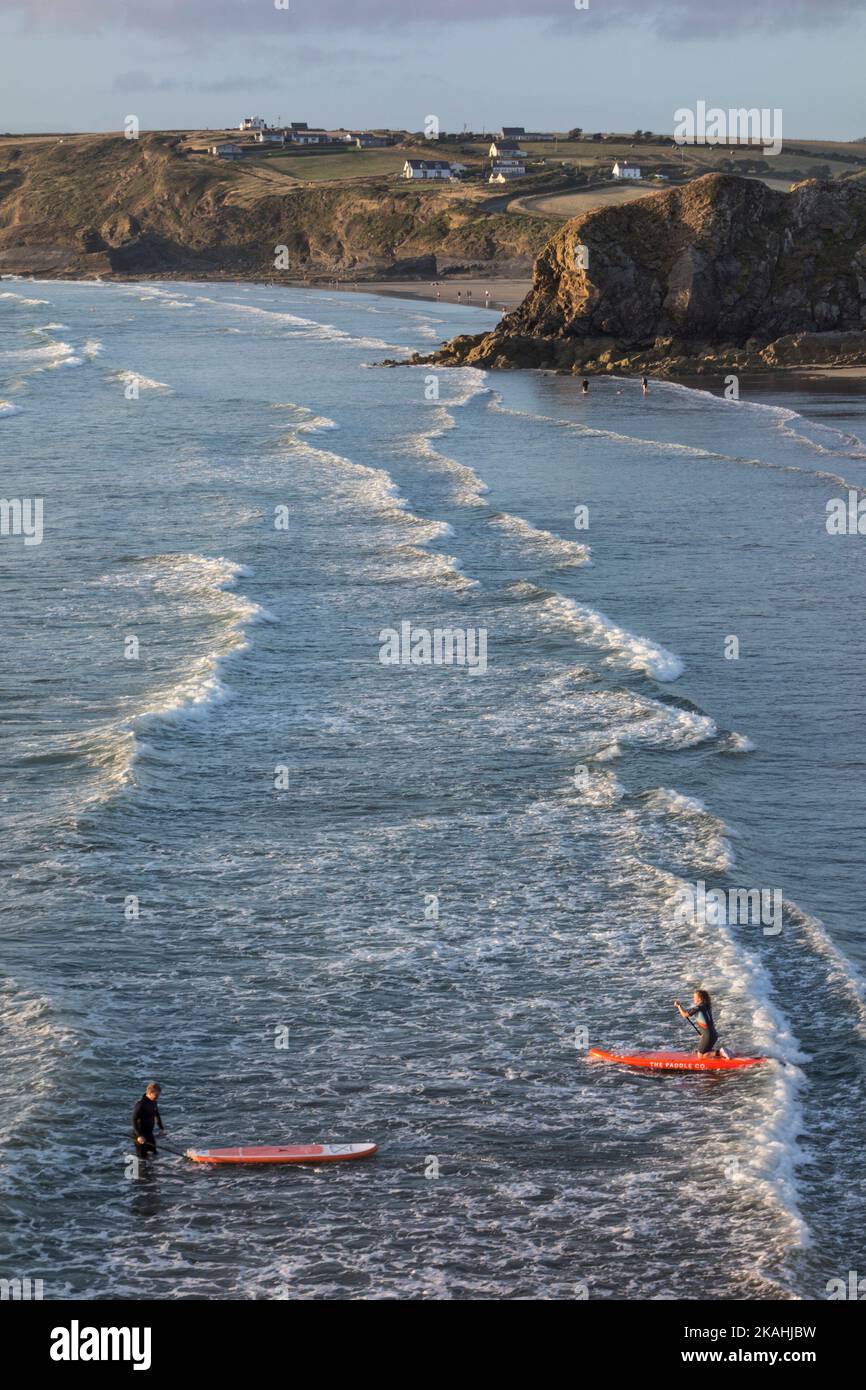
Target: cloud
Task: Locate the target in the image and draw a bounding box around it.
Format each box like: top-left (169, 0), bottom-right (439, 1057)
top-left (5, 0), bottom-right (864, 39)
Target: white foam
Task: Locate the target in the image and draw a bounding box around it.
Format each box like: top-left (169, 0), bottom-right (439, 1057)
top-left (0, 400), bottom-right (21, 417)
top-left (109, 369), bottom-right (172, 392)
top-left (0, 291), bottom-right (50, 305)
top-left (534, 590), bottom-right (684, 681)
top-left (488, 511), bottom-right (591, 567)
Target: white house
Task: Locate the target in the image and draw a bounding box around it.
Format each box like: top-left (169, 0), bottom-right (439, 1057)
top-left (289, 129), bottom-right (333, 144)
top-left (255, 131), bottom-right (285, 145)
top-left (489, 141), bottom-right (527, 159)
top-left (212, 143), bottom-right (245, 159)
top-left (612, 161), bottom-right (641, 179)
top-left (489, 161), bottom-right (526, 182)
top-left (403, 158), bottom-right (453, 180)
top-left (239, 117), bottom-right (266, 132)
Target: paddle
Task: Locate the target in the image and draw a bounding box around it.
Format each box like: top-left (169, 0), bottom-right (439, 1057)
top-left (124, 1135), bottom-right (190, 1159)
top-left (674, 1000), bottom-right (730, 1060)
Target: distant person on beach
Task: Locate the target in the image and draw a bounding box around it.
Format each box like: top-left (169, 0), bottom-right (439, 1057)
top-left (457, 290), bottom-right (462, 301)
top-left (676, 991), bottom-right (721, 1056)
top-left (581, 378), bottom-right (589, 394)
top-left (132, 1082), bottom-right (166, 1158)
top-left (641, 375), bottom-right (649, 394)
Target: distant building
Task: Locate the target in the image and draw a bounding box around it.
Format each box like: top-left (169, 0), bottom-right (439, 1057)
top-left (500, 126), bottom-right (555, 141)
top-left (489, 141), bottom-right (527, 159)
top-left (351, 133), bottom-right (392, 148)
top-left (489, 162), bottom-right (526, 182)
top-left (239, 117), bottom-right (266, 132)
top-left (212, 143), bottom-right (245, 159)
top-left (403, 158), bottom-right (453, 180)
top-left (255, 131), bottom-right (286, 145)
top-left (288, 129), bottom-right (333, 144)
top-left (612, 161), bottom-right (641, 179)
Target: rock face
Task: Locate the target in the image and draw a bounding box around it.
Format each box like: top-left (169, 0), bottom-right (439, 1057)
top-left (426, 174), bottom-right (866, 373)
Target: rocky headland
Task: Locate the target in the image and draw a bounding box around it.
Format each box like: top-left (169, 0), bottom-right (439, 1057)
top-left (410, 174), bottom-right (866, 376)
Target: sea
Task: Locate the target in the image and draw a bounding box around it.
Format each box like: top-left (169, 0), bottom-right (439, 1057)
top-left (1, 277), bottom-right (865, 1301)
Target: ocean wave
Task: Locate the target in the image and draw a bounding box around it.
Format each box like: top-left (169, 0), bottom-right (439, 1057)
top-left (272, 403), bottom-right (338, 434)
top-left (219, 299), bottom-right (404, 352)
top-left (490, 386), bottom-right (865, 493)
top-left (402, 398), bottom-right (490, 508)
top-left (718, 731), bottom-right (756, 754)
top-left (488, 511), bottom-right (591, 567)
top-left (0, 290), bottom-right (50, 305)
top-left (0, 400), bottom-right (21, 417)
top-left (280, 435), bottom-right (473, 583)
top-left (0, 981), bottom-right (79, 1161)
top-left (79, 555), bottom-right (268, 796)
top-left (515, 584), bottom-right (684, 681)
top-left (364, 544), bottom-right (477, 590)
top-left (639, 786), bottom-right (735, 875)
top-left (0, 340), bottom-right (76, 365)
top-left (108, 369), bottom-right (172, 392)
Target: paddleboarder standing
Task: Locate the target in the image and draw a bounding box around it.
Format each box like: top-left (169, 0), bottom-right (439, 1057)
top-left (132, 1082), bottom-right (166, 1157)
top-left (676, 991), bottom-right (721, 1056)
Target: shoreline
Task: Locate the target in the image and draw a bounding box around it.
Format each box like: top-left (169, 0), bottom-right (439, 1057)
top-left (7, 269), bottom-right (866, 383)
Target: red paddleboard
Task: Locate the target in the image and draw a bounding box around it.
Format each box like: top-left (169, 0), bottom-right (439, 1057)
top-left (589, 1048), bottom-right (765, 1073)
top-left (186, 1142), bottom-right (377, 1165)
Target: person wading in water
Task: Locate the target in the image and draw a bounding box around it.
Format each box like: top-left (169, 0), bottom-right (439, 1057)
top-left (132, 1082), bottom-right (166, 1157)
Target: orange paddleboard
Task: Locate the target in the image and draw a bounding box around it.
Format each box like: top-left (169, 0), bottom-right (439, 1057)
top-left (186, 1142), bottom-right (377, 1165)
top-left (589, 1048), bottom-right (765, 1072)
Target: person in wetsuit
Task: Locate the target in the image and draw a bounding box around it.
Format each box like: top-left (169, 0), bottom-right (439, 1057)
top-left (132, 1082), bottom-right (165, 1157)
top-left (676, 990), bottom-right (720, 1055)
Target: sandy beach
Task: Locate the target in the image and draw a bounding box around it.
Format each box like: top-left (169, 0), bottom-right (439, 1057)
top-left (292, 277), bottom-right (532, 312)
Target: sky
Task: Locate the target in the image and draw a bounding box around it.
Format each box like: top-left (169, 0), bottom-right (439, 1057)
top-left (0, 0), bottom-right (864, 140)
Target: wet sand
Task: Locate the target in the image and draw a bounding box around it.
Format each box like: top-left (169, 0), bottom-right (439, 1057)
top-left (295, 277), bottom-right (532, 312)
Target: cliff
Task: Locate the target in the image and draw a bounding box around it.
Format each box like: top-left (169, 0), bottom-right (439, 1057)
top-left (423, 173), bottom-right (866, 373)
top-left (0, 133), bottom-right (554, 280)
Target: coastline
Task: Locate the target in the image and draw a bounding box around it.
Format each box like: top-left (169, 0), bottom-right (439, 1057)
top-left (6, 267), bottom-right (866, 383)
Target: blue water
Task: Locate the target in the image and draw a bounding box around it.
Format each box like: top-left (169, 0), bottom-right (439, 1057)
top-left (2, 278), bottom-right (866, 1300)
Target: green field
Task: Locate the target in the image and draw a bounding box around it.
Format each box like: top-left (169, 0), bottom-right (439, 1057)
top-left (254, 146), bottom-right (436, 182)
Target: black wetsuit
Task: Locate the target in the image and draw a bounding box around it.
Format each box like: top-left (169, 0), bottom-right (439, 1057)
top-left (132, 1094), bottom-right (163, 1156)
top-left (687, 1002), bottom-right (719, 1054)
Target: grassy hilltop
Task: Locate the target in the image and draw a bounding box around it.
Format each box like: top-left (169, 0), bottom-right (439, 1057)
top-left (1, 128), bottom-right (865, 282)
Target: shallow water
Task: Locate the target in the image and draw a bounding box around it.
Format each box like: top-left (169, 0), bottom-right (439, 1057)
top-left (1, 279), bottom-right (865, 1300)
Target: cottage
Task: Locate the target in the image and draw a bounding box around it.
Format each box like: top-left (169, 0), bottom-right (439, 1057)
top-left (352, 133), bottom-right (392, 148)
top-left (212, 143), bottom-right (244, 159)
top-left (489, 141), bottom-right (527, 159)
top-left (499, 127), bottom-right (525, 140)
top-left (255, 131), bottom-right (285, 145)
top-left (612, 161), bottom-right (641, 179)
top-left (239, 117), bottom-right (266, 132)
top-left (402, 158), bottom-right (453, 180)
